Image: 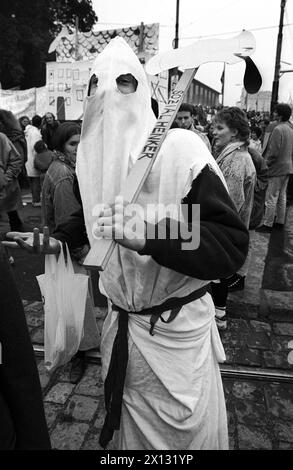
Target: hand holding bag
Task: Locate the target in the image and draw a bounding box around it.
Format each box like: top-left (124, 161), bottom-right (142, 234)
top-left (37, 243), bottom-right (88, 371)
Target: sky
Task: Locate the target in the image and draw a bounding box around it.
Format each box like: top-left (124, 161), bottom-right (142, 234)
top-left (91, 0), bottom-right (293, 105)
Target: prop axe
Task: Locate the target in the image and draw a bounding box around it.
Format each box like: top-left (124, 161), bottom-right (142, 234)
top-left (83, 30), bottom-right (262, 270)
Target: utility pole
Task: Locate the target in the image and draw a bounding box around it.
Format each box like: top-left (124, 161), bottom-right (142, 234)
top-left (138, 22), bottom-right (145, 54)
top-left (245, 91), bottom-right (249, 111)
top-left (75, 14), bottom-right (79, 60)
top-left (170, 0), bottom-right (180, 94)
top-left (75, 0), bottom-right (85, 60)
top-left (174, 0), bottom-right (180, 49)
top-left (270, 0), bottom-right (287, 116)
top-left (221, 63), bottom-right (226, 106)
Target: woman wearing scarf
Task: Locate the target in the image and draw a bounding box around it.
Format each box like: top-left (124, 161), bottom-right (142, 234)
top-left (0, 109), bottom-right (26, 233)
top-left (211, 107), bottom-right (256, 329)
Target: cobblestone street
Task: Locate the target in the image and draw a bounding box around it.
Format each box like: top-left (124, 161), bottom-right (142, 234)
top-left (1, 194), bottom-right (293, 450)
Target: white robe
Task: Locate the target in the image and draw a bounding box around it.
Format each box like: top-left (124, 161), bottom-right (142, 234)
top-left (76, 37), bottom-right (228, 450)
top-left (100, 130), bottom-right (229, 450)
top-left (101, 295), bottom-right (228, 450)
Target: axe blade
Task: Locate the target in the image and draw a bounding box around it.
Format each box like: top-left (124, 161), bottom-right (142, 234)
top-left (242, 56), bottom-right (262, 94)
top-left (146, 30), bottom-right (256, 75)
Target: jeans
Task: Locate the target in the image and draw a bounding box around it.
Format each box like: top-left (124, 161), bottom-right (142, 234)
top-left (28, 176), bottom-right (41, 204)
top-left (263, 175), bottom-right (290, 226)
top-left (211, 279), bottom-right (229, 309)
top-left (237, 229), bottom-right (255, 277)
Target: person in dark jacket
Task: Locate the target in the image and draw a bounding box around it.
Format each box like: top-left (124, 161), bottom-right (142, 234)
top-left (0, 242), bottom-right (51, 449)
top-left (0, 109), bottom-right (26, 232)
top-left (41, 113), bottom-right (60, 151)
top-left (33, 140), bottom-right (55, 188)
top-left (248, 145), bottom-right (268, 229)
top-left (19, 115), bottom-right (30, 132)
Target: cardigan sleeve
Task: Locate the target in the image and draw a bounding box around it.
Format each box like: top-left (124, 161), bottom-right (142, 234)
top-left (138, 164), bottom-right (249, 280)
top-left (53, 175), bottom-right (89, 248)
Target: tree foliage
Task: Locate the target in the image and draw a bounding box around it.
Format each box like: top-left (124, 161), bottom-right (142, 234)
top-left (0, 0), bottom-right (98, 89)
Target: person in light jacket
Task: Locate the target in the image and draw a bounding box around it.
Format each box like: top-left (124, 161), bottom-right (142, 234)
top-left (257, 103), bottom-right (293, 232)
top-left (25, 115), bottom-right (42, 207)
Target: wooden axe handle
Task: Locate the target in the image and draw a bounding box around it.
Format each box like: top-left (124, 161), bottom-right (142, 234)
top-left (83, 67), bottom-right (198, 271)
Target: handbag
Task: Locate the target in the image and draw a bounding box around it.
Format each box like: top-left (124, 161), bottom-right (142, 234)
top-left (37, 243), bottom-right (88, 371)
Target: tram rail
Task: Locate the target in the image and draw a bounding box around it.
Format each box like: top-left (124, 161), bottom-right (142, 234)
top-left (33, 344), bottom-right (293, 383)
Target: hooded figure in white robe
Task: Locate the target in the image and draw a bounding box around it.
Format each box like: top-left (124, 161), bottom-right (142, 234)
top-left (75, 37), bottom-right (249, 450)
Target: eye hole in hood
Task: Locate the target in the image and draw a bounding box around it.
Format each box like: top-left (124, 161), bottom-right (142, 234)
top-left (88, 74), bottom-right (99, 96)
top-left (116, 73), bottom-right (138, 94)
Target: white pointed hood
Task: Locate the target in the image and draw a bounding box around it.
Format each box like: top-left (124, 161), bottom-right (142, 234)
top-left (76, 37), bottom-right (156, 246)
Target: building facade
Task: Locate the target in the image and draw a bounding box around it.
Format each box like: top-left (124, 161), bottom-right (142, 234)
top-left (237, 88), bottom-right (272, 112)
top-left (175, 70), bottom-right (220, 107)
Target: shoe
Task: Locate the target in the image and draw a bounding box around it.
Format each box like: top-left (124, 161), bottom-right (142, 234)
top-left (215, 315), bottom-right (227, 330)
top-left (256, 224), bottom-right (273, 233)
top-left (227, 274), bottom-right (245, 292)
top-left (274, 223), bottom-right (284, 230)
top-left (215, 308), bottom-right (227, 330)
top-left (69, 351), bottom-right (87, 384)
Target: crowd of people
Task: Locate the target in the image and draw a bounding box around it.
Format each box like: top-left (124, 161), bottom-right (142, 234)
top-left (174, 102), bottom-right (293, 328)
top-left (0, 37), bottom-right (292, 451)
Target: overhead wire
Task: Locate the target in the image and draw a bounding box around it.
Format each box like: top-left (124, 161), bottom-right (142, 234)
top-left (180, 23), bottom-right (293, 41)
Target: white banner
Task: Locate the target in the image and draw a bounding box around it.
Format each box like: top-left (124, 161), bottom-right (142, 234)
top-left (0, 86), bottom-right (47, 119)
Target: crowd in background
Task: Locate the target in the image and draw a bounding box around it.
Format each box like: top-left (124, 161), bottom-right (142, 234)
top-left (1, 102), bottom-right (292, 226)
top-left (174, 101), bottom-right (293, 330)
top-left (0, 100), bottom-right (292, 323)
top-left (191, 103), bottom-right (293, 205)
top-left (0, 95), bottom-right (293, 449)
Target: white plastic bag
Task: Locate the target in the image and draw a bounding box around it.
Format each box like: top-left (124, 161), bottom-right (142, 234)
top-left (37, 243), bottom-right (88, 372)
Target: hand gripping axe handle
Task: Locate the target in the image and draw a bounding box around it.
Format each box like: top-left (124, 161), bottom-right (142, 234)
top-left (83, 30), bottom-right (262, 271)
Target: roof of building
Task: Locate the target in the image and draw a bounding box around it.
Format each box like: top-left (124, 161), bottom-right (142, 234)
top-left (49, 23), bottom-right (159, 62)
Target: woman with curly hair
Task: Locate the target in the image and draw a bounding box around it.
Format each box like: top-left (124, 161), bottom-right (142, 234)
top-left (41, 112), bottom-right (60, 151)
top-left (19, 115), bottom-right (30, 132)
top-left (0, 109), bottom-right (27, 166)
top-left (211, 107), bottom-right (256, 329)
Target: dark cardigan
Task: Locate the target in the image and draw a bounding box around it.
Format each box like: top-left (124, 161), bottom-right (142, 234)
top-left (0, 245), bottom-right (51, 449)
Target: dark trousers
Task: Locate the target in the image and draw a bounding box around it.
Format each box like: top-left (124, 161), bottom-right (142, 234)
top-left (287, 174), bottom-right (293, 202)
top-left (0, 393), bottom-right (16, 450)
top-left (211, 279), bottom-right (229, 308)
top-left (7, 210), bottom-right (23, 231)
top-left (28, 176), bottom-right (41, 204)
top-left (0, 245), bottom-right (51, 449)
